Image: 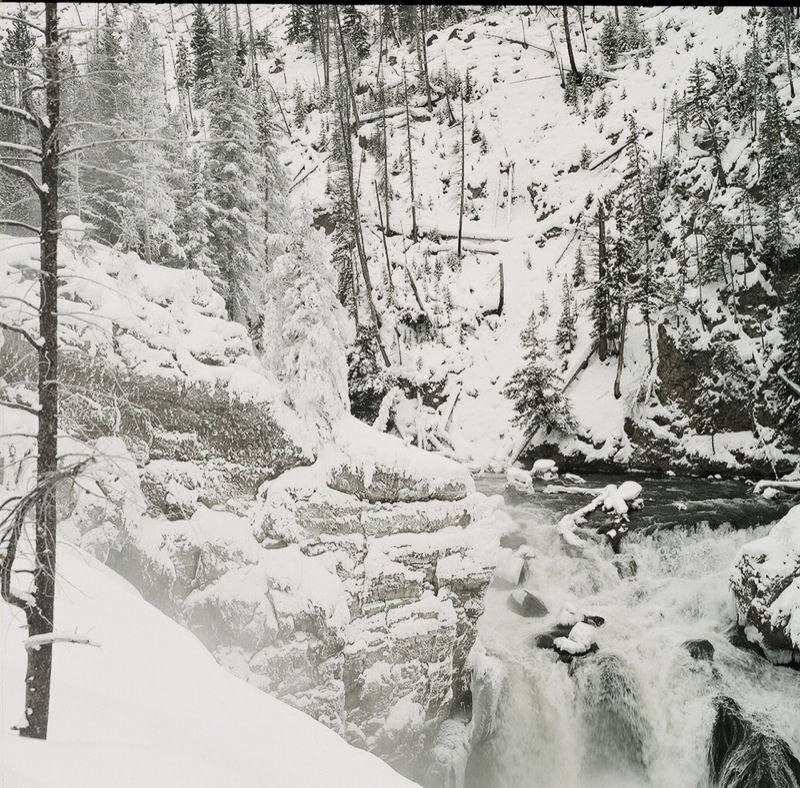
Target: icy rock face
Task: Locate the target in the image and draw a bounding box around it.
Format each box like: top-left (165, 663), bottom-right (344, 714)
top-left (246, 420), bottom-right (508, 780)
top-left (730, 505), bottom-right (800, 663)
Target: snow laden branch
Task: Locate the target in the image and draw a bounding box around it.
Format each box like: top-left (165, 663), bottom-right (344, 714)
top-left (25, 633), bottom-right (100, 650)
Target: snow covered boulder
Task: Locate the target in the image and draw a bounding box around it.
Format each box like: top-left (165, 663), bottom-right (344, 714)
top-left (506, 589), bottom-right (548, 618)
top-left (61, 213), bottom-right (87, 243)
top-left (730, 505), bottom-right (800, 663)
top-left (617, 481), bottom-right (643, 501)
top-left (554, 622), bottom-right (597, 656)
top-left (505, 467), bottom-right (532, 491)
top-left (531, 459), bottom-right (558, 478)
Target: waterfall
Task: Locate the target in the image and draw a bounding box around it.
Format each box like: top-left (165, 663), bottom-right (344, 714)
top-left (451, 476), bottom-right (800, 788)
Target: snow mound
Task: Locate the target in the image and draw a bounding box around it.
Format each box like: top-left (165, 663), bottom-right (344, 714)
top-left (1, 547), bottom-right (415, 788)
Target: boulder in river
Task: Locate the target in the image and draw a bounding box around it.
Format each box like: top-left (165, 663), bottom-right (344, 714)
top-left (708, 695), bottom-right (800, 787)
top-left (683, 639), bottom-right (715, 662)
top-left (507, 589), bottom-right (548, 618)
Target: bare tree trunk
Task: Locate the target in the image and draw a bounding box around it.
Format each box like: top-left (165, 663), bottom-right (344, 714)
top-left (403, 67), bottom-right (418, 242)
top-left (418, 6), bottom-right (434, 111)
top-left (562, 6), bottom-right (581, 83)
top-left (334, 5), bottom-right (360, 127)
top-left (597, 202), bottom-right (608, 362)
top-left (614, 302), bottom-right (627, 399)
top-left (26, 2), bottom-right (61, 740)
top-left (335, 94), bottom-right (389, 366)
top-left (458, 97), bottom-right (465, 257)
top-left (374, 179), bottom-right (393, 300)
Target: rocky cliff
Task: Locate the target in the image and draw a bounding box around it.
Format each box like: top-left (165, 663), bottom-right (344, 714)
top-left (0, 234), bottom-right (510, 784)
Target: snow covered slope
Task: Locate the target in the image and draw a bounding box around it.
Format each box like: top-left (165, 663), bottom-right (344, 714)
top-left (0, 545), bottom-right (416, 788)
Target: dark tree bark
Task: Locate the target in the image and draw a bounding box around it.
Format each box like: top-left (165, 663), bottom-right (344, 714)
top-left (403, 67), bottom-right (418, 243)
top-left (563, 6), bottom-right (582, 84)
top-left (458, 97), bottom-right (465, 257)
top-left (597, 202), bottom-right (608, 362)
top-left (614, 302), bottom-right (627, 399)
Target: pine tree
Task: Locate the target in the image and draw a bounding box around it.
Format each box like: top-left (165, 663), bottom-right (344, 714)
top-left (778, 273), bottom-right (800, 441)
top-left (174, 147), bottom-right (217, 284)
top-left (191, 5), bottom-right (217, 105)
top-left (293, 83), bottom-right (307, 127)
top-left (0, 10), bottom-right (37, 227)
top-left (685, 59), bottom-right (727, 187)
top-left (79, 5), bottom-right (129, 246)
top-left (116, 9), bottom-right (179, 264)
top-left (620, 6), bottom-right (645, 52)
top-left (342, 5), bottom-right (370, 61)
top-left (348, 325), bottom-right (394, 423)
top-left (573, 246), bottom-right (586, 286)
top-left (599, 14), bottom-right (620, 66)
top-left (503, 312), bottom-right (576, 436)
top-left (556, 277), bottom-right (577, 355)
top-left (287, 4), bottom-right (311, 45)
top-left (205, 14), bottom-right (267, 326)
top-left (760, 86), bottom-right (790, 268)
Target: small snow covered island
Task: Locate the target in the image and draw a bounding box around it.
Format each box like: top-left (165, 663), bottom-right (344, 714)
top-left (4, 4), bottom-right (800, 788)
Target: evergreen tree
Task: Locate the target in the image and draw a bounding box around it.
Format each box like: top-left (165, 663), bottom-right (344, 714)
top-left (348, 325), bottom-right (394, 423)
top-left (778, 273), bottom-right (800, 441)
top-left (116, 9), bottom-right (179, 264)
top-left (599, 14), bottom-right (620, 66)
top-left (503, 312), bottom-right (576, 436)
top-left (573, 246), bottom-right (586, 286)
top-left (342, 5), bottom-right (370, 61)
top-left (191, 5), bottom-right (217, 105)
top-left (80, 6), bottom-right (128, 246)
top-left (174, 147), bottom-right (217, 284)
top-left (556, 277), bottom-right (577, 355)
top-left (760, 86), bottom-right (790, 266)
top-left (685, 59), bottom-right (727, 187)
top-left (620, 6), bottom-right (646, 52)
top-left (287, 4), bottom-right (311, 46)
top-left (0, 10), bottom-right (37, 227)
top-left (205, 14), bottom-right (267, 326)
top-left (293, 83), bottom-right (307, 127)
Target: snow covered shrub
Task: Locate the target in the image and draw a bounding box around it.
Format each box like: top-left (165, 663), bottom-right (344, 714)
top-left (261, 220), bottom-right (349, 435)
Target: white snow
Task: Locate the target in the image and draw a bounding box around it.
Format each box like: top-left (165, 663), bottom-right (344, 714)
top-left (0, 547), bottom-right (415, 788)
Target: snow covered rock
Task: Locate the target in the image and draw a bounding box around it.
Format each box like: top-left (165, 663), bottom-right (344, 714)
top-left (617, 481), bottom-right (643, 501)
top-left (531, 459), bottom-right (558, 477)
top-left (730, 505), bottom-right (800, 663)
top-left (554, 622), bottom-right (597, 656)
top-left (505, 467), bottom-right (532, 491)
top-left (506, 589), bottom-right (548, 618)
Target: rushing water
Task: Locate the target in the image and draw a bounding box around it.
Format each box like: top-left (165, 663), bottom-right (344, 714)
top-left (462, 474), bottom-right (800, 788)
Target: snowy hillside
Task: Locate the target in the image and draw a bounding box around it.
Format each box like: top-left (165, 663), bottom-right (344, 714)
top-left (0, 545), bottom-right (416, 788)
top-left (263, 5), bottom-right (800, 477)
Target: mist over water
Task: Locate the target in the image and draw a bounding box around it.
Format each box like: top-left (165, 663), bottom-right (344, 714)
top-left (462, 476), bottom-right (800, 788)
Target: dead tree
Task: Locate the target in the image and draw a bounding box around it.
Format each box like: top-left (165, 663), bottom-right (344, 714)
top-left (0, 2), bottom-right (62, 740)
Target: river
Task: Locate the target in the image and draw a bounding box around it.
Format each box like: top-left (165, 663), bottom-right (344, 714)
top-left (460, 474), bottom-right (800, 788)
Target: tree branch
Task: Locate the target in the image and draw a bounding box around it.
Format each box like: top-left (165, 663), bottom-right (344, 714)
top-left (0, 219), bottom-right (41, 234)
top-left (0, 140), bottom-right (41, 157)
top-left (0, 161), bottom-right (44, 195)
top-left (0, 400), bottom-right (40, 416)
top-left (0, 102), bottom-right (41, 129)
top-left (0, 320), bottom-right (42, 350)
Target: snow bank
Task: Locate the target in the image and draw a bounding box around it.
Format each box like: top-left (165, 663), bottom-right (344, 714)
top-left (0, 547), bottom-right (414, 788)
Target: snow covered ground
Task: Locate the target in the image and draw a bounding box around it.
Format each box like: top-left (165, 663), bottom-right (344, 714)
top-left (0, 545), bottom-right (416, 788)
